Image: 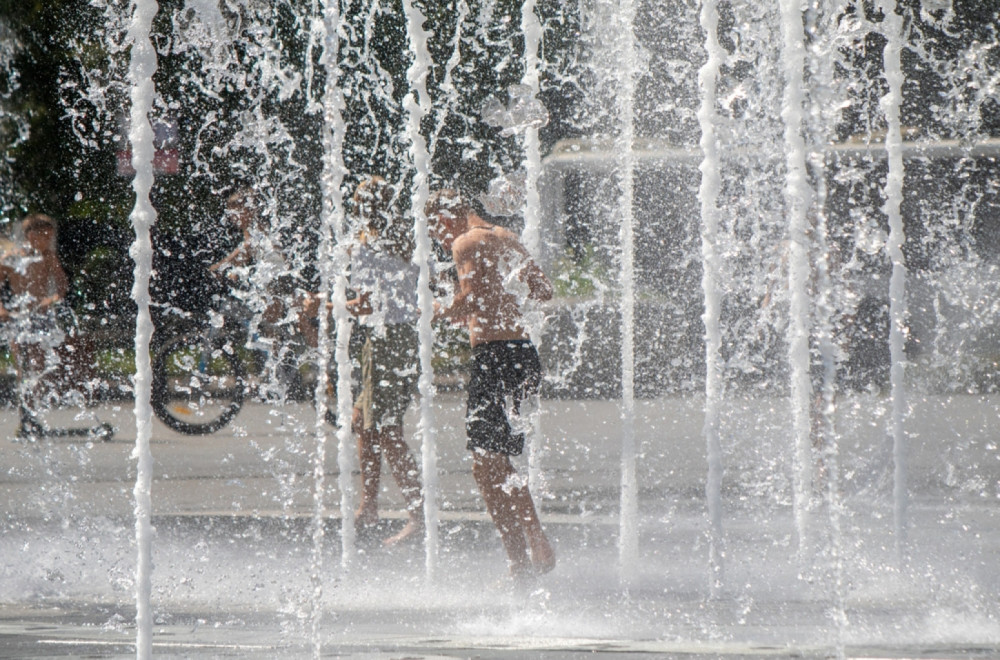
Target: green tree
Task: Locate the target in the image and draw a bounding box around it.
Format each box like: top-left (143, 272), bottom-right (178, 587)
top-left (0, 0), bottom-right (587, 322)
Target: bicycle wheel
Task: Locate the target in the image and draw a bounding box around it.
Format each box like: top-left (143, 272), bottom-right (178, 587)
top-left (152, 333), bottom-right (245, 435)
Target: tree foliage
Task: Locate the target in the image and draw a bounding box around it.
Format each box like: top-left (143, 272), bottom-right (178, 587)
top-left (0, 0), bottom-right (585, 328)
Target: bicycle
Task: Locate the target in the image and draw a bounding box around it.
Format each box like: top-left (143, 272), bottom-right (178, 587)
top-left (150, 294), bottom-right (340, 435)
top-left (150, 293), bottom-right (252, 435)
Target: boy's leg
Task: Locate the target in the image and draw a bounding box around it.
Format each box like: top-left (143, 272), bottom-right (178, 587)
top-left (355, 334), bottom-right (379, 529)
top-left (472, 449), bottom-right (532, 577)
top-left (380, 425), bottom-right (424, 546)
top-left (18, 344), bottom-right (44, 419)
top-left (507, 348), bottom-right (553, 572)
top-left (508, 482), bottom-right (555, 573)
top-left (355, 415), bottom-right (381, 529)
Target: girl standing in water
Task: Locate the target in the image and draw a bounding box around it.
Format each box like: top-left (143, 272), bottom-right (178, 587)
top-left (347, 177), bottom-right (424, 547)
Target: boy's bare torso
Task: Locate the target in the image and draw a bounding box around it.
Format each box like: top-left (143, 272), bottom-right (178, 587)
top-left (452, 224), bottom-right (547, 346)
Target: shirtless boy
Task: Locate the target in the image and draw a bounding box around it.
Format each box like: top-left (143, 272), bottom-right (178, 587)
top-left (0, 214), bottom-right (70, 419)
top-left (426, 189), bottom-right (555, 579)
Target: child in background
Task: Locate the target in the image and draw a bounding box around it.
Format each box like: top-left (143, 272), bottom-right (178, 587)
top-left (0, 214), bottom-right (70, 430)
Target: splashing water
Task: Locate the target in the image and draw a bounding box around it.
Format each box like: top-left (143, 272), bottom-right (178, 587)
top-left (1, 2), bottom-right (999, 658)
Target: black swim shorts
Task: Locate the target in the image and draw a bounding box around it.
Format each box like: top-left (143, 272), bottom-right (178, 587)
top-left (465, 339), bottom-right (542, 456)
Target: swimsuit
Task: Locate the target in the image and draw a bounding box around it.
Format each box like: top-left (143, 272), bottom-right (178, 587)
top-left (465, 339), bottom-right (541, 456)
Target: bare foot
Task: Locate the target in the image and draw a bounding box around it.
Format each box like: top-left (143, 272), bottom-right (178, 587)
top-left (530, 536), bottom-right (556, 575)
top-left (354, 507), bottom-right (379, 540)
top-left (509, 558), bottom-right (536, 584)
top-left (383, 518), bottom-right (424, 548)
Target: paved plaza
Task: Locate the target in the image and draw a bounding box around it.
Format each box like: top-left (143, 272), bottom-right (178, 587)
top-left (1, 392), bottom-right (999, 658)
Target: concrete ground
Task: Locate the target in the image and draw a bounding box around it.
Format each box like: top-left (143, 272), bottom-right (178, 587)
top-left (1, 391), bottom-right (999, 658)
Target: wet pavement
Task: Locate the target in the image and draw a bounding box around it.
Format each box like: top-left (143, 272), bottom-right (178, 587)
top-left (2, 392), bottom-right (1000, 658)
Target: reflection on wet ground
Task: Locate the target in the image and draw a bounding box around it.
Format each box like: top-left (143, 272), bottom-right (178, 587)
top-left (2, 397), bottom-right (999, 658)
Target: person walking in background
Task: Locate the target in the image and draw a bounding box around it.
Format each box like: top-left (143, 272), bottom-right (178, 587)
top-left (426, 189), bottom-right (555, 580)
top-left (209, 188), bottom-right (301, 400)
top-left (345, 177), bottom-right (424, 547)
top-left (209, 188), bottom-right (287, 328)
top-left (0, 213), bottom-right (70, 434)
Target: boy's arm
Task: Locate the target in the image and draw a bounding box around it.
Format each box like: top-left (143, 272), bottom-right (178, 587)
top-left (434, 275), bottom-right (473, 323)
top-left (433, 242), bottom-right (475, 323)
top-left (345, 291), bottom-right (373, 317)
top-left (39, 258), bottom-right (69, 308)
top-left (509, 238), bottom-right (552, 302)
top-left (0, 265), bottom-right (10, 320)
top-left (52, 259), bottom-right (69, 298)
top-left (521, 260), bottom-right (552, 302)
top-left (209, 244), bottom-right (250, 274)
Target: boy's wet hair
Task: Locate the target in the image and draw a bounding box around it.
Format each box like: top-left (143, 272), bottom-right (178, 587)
top-left (22, 213), bottom-right (56, 234)
top-left (425, 189), bottom-right (474, 220)
top-left (354, 176), bottom-right (395, 232)
top-left (226, 188), bottom-right (270, 230)
top-left (354, 177), bottom-right (413, 259)
top-left (226, 188), bottom-right (257, 214)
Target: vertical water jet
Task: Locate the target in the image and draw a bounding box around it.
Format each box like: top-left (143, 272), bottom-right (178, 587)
top-left (401, 0), bottom-right (440, 578)
top-left (125, 0), bottom-right (159, 656)
top-left (698, 0), bottom-right (726, 597)
top-left (520, 0), bottom-right (546, 496)
top-left (778, 0), bottom-right (815, 558)
top-left (806, 6), bottom-right (847, 654)
top-left (520, 0), bottom-right (542, 260)
top-left (313, 0), bottom-right (349, 647)
top-left (878, 0), bottom-right (909, 565)
top-left (614, 0), bottom-right (639, 584)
